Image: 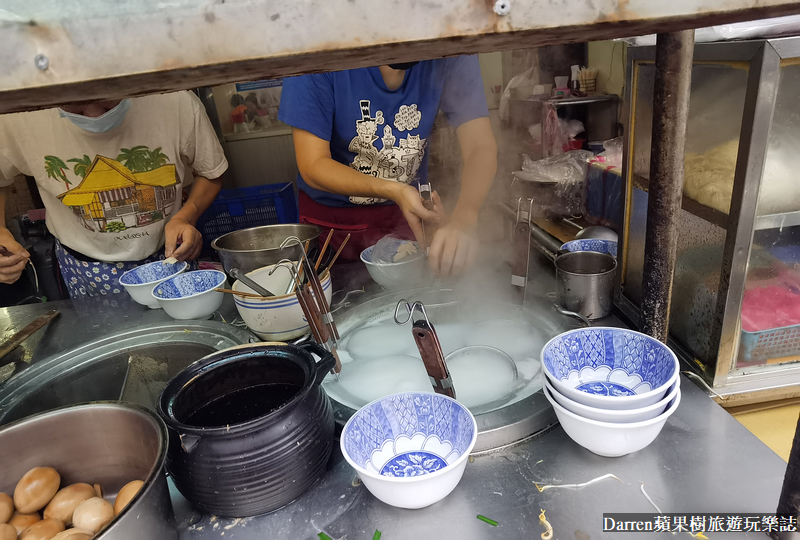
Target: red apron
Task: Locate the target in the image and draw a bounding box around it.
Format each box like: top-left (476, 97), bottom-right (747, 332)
top-left (299, 190), bottom-right (414, 262)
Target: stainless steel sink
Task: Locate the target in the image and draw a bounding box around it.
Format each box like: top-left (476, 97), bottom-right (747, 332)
top-left (0, 321), bottom-right (255, 426)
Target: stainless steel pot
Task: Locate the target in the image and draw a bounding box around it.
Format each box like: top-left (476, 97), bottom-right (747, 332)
top-left (555, 251), bottom-right (616, 320)
top-left (211, 224), bottom-right (320, 274)
top-left (0, 403), bottom-right (176, 539)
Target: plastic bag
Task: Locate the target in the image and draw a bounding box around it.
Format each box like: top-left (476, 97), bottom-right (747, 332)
top-left (371, 235), bottom-right (423, 264)
top-left (597, 137), bottom-right (623, 169)
top-left (542, 102), bottom-right (586, 156)
top-left (499, 51), bottom-right (541, 122)
top-left (521, 150), bottom-right (593, 216)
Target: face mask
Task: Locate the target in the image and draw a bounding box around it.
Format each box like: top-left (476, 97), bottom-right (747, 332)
top-left (388, 62), bottom-right (419, 71)
top-left (59, 99), bottom-right (131, 133)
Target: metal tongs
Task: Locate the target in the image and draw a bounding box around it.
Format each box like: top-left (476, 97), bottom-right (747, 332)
top-left (280, 236), bottom-right (340, 344)
top-left (511, 197), bottom-right (534, 306)
top-left (394, 300), bottom-right (455, 399)
top-left (272, 239), bottom-right (342, 378)
top-left (418, 182), bottom-right (435, 251)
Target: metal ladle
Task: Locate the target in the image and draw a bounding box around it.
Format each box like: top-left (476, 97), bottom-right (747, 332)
top-left (229, 268), bottom-right (274, 297)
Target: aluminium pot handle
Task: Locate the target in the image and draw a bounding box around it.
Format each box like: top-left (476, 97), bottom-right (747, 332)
top-left (301, 341), bottom-right (337, 385)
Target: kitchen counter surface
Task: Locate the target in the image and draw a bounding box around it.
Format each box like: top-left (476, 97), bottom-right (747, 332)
top-left (0, 252), bottom-right (790, 540)
top-left (172, 373), bottom-right (788, 540)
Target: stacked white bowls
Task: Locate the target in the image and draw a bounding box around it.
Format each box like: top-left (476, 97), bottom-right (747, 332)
top-left (541, 327), bottom-right (681, 457)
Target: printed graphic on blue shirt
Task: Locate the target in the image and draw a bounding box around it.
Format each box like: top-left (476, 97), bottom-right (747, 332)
top-left (348, 100), bottom-right (427, 205)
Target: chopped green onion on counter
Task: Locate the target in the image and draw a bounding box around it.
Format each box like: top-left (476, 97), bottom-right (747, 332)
top-left (477, 514), bottom-right (499, 527)
top-left (372, 531), bottom-right (382, 540)
top-left (318, 533), bottom-right (333, 540)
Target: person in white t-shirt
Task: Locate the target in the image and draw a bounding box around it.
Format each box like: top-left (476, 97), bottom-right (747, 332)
top-left (0, 91), bottom-right (227, 298)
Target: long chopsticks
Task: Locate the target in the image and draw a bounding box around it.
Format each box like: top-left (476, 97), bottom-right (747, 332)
top-left (316, 229), bottom-right (334, 272)
top-left (215, 288), bottom-right (270, 300)
top-left (323, 233), bottom-right (350, 275)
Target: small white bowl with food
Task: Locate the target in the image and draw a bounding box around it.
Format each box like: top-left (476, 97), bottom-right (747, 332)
top-left (360, 239), bottom-right (429, 290)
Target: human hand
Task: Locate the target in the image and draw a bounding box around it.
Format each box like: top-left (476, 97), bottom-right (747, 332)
top-left (428, 215), bottom-right (479, 277)
top-left (165, 218), bottom-right (203, 261)
top-left (390, 184), bottom-right (445, 246)
top-left (0, 228), bottom-right (30, 285)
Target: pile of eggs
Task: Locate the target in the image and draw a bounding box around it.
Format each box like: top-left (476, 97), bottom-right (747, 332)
top-left (0, 467), bottom-right (143, 540)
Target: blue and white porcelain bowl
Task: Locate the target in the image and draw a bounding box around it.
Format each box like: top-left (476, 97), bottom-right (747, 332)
top-left (544, 382), bottom-right (681, 457)
top-left (541, 327), bottom-right (679, 410)
top-left (561, 239), bottom-right (618, 258)
top-left (152, 270), bottom-right (227, 320)
top-left (119, 259), bottom-right (188, 309)
top-left (340, 392), bottom-right (477, 509)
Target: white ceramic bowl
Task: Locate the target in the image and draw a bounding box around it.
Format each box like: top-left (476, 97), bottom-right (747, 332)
top-left (152, 270), bottom-right (226, 320)
top-left (232, 265), bottom-right (333, 341)
top-left (545, 378), bottom-right (679, 424)
top-left (119, 260), bottom-right (188, 308)
top-left (544, 383), bottom-right (681, 457)
top-left (541, 327), bottom-right (680, 410)
top-left (360, 245), bottom-right (429, 290)
top-left (341, 392), bottom-right (477, 509)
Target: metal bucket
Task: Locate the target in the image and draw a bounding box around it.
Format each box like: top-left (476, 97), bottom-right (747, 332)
top-left (211, 224), bottom-right (320, 275)
top-left (555, 251), bottom-right (616, 320)
top-left (0, 403), bottom-right (176, 539)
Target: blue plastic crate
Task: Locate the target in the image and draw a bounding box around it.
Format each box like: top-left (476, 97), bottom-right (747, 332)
top-left (740, 323), bottom-right (800, 364)
top-left (196, 183), bottom-right (298, 247)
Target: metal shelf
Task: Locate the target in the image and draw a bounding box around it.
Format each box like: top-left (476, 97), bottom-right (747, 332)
top-left (633, 174), bottom-right (729, 229)
top-left (513, 95), bottom-right (619, 106)
top-left (754, 210), bottom-right (800, 230)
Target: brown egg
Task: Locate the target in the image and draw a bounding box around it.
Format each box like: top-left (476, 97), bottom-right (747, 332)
top-left (113, 481), bottom-right (143, 515)
top-left (51, 530), bottom-right (92, 540)
top-left (92, 485), bottom-right (102, 499)
top-left (14, 468), bottom-right (61, 514)
top-left (20, 518), bottom-right (65, 540)
top-left (0, 493), bottom-right (12, 524)
top-left (71, 498), bottom-right (113, 534)
top-left (0, 523), bottom-right (16, 540)
top-left (43, 484), bottom-right (95, 526)
top-left (10, 512), bottom-right (41, 535)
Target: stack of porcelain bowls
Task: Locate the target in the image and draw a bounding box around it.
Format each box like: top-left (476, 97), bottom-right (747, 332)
top-left (541, 327), bottom-right (680, 457)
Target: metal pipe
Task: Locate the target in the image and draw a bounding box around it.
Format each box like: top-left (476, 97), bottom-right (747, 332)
top-left (771, 411), bottom-right (800, 540)
top-left (640, 31), bottom-right (694, 342)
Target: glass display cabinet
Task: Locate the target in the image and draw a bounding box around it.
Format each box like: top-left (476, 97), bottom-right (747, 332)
top-left (622, 38), bottom-right (800, 406)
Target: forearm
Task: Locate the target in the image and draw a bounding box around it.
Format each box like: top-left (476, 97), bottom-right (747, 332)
top-left (301, 156), bottom-right (402, 202)
top-left (451, 146), bottom-right (497, 226)
top-left (172, 176), bottom-right (223, 225)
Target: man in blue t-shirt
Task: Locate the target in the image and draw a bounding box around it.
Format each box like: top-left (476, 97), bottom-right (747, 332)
top-left (278, 56), bottom-right (497, 276)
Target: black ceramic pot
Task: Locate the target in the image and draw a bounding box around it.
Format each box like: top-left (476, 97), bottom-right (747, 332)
top-left (158, 341), bottom-right (336, 517)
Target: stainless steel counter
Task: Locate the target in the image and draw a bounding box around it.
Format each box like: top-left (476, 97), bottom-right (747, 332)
top-left (170, 374), bottom-right (788, 540)
top-left (0, 253), bottom-right (790, 540)
top-left (0, 294), bottom-right (243, 384)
